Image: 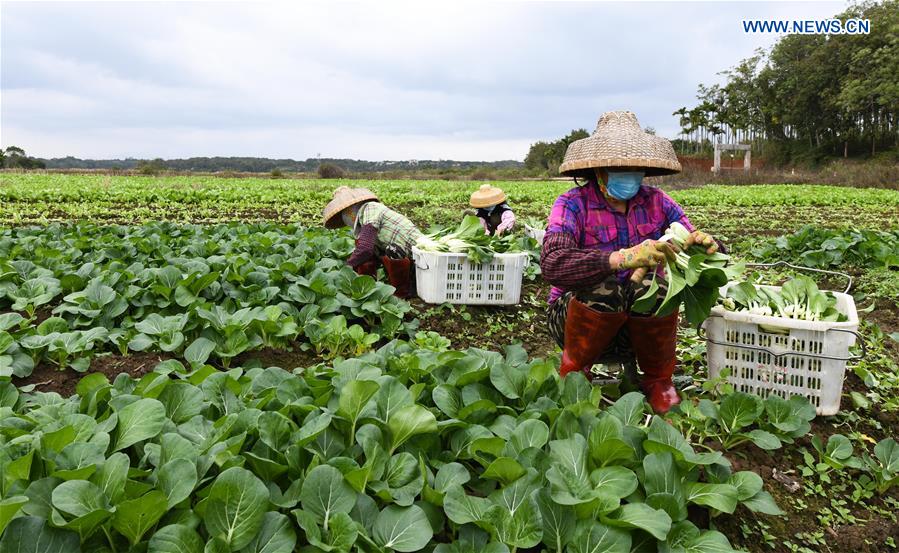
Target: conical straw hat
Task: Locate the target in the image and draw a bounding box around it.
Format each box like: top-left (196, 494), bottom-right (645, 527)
top-left (469, 184), bottom-right (506, 208)
top-left (322, 186), bottom-right (379, 228)
top-left (559, 111), bottom-right (681, 176)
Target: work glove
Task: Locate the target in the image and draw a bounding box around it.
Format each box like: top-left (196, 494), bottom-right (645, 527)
top-left (495, 210), bottom-right (516, 235)
top-left (684, 230), bottom-right (718, 254)
top-left (617, 240), bottom-right (676, 270)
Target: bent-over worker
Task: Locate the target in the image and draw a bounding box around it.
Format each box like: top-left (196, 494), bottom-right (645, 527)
top-left (322, 186), bottom-right (422, 299)
top-left (468, 184), bottom-right (516, 235)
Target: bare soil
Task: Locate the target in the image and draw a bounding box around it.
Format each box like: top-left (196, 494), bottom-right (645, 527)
top-left (715, 407), bottom-right (899, 553)
top-left (233, 346), bottom-right (323, 370)
top-left (409, 282), bottom-right (559, 358)
top-left (14, 351), bottom-right (171, 396)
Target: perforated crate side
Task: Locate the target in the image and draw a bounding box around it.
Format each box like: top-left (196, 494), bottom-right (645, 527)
top-left (706, 318), bottom-right (856, 415)
top-left (412, 248), bottom-right (527, 305)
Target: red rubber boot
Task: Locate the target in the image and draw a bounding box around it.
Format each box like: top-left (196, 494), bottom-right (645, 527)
top-left (627, 311), bottom-right (681, 414)
top-left (559, 298), bottom-right (628, 377)
top-left (381, 256), bottom-right (413, 299)
top-left (354, 260), bottom-right (379, 277)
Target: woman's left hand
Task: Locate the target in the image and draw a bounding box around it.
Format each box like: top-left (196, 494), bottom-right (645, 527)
top-left (684, 230), bottom-right (718, 254)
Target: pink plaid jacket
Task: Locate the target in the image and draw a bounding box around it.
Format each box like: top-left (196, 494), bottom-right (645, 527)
top-left (542, 182), bottom-right (695, 303)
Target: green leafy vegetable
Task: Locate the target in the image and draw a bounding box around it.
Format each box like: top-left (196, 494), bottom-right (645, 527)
top-left (416, 216), bottom-right (524, 263)
top-left (634, 222), bottom-right (743, 326)
top-left (0, 339), bottom-right (764, 552)
top-left (721, 276), bottom-right (847, 322)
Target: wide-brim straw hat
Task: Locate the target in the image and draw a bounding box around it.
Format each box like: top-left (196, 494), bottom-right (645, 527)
top-left (559, 111), bottom-right (681, 177)
top-left (322, 186), bottom-right (379, 228)
top-left (469, 184), bottom-right (506, 208)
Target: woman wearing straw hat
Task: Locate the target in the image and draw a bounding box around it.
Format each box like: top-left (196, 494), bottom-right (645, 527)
top-left (468, 184), bottom-right (517, 235)
top-left (323, 186), bottom-right (422, 298)
top-left (540, 111), bottom-right (722, 414)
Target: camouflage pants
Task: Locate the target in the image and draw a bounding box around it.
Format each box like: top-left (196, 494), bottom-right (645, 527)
top-left (381, 244), bottom-right (410, 260)
top-left (547, 273), bottom-right (669, 358)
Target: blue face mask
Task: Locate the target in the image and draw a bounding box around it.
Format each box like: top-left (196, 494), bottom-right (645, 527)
top-left (605, 171), bottom-right (645, 200)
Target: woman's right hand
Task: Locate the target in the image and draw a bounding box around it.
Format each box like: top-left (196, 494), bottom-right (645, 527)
top-left (612, 239), bottom-right (676, 270)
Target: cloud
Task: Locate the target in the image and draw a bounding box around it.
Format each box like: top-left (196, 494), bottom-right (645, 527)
top-left (1, 1), bottom-right (845, 160)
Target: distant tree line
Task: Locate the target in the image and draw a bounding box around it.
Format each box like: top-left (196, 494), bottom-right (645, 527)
top-left (674, 0), bottom-right (898, 163)
top-left (524, 129), bottom-right (590, 174)
top-left (36, 156), bottom-right (524, 173)
top-left (0, 146), bottom-right (46, 169)
top-left (523, 127), bottom-right (658, 173)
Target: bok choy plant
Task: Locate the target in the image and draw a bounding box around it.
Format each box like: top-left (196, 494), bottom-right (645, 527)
top-left (721, 277), bottom-right (847, 322)
top-left (0, 340), bottom-right (777, 553)
top-left (634, 222), bottom-right (743, 326)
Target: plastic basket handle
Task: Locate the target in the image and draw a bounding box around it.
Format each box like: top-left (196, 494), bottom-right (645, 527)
top-left (828, 328), bottom-right (868, 360)
top-left (413, 252), bottom-right (525, 270)
top-left (745, 261), bottom-right (853, 294)
top-left (697, 320), bottom-right (867, 361)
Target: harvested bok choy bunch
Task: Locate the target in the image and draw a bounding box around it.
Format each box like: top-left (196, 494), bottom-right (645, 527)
top-left (633, 222), bottom-right (743, 326)
top-left (721, 276), bottom-right (847, 322)
top-left (521, 216), bottom-right (546, 231)
top-left (415, 215), bottom-right (522, 263)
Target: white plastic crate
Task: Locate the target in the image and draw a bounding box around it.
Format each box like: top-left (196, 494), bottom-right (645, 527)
top-left (412, 247), bottom-right (529, 305)
top-left (524, 224), bottom-right (546, 244)
top-left (701, 283), bottom-right (861, 416)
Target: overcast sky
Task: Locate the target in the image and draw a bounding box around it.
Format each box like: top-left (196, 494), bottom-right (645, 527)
top-left (1, 1), bottom-right (845, 161)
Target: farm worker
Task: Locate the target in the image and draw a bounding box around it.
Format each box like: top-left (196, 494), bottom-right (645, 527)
top-left (322, 186), bottom-right (422, 299)
top-left (468, 184), bottom-right (517, 235)
top-left (540, 111), bottom-right (721, 414)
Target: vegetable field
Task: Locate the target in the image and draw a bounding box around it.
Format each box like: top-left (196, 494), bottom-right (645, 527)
top-left (0, 173), bottom-right (897, 553)
top-left (2, 175), bottom-right (898, 234)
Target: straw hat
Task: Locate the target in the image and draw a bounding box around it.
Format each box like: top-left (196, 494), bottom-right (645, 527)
top-left (322, 186), bottom-right (379, 228)
top-left (559, 111), bottom-right (681, 177)
top-left (469, 184), bottom-right (506, 208)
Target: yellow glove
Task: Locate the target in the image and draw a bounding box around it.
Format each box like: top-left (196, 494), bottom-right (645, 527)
top-left (684, 230), bottom-right (718, 254)
top-left (617, 240), bottom-right (676, 270)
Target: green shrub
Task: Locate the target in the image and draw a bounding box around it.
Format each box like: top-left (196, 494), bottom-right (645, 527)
top-left (318, 163), bottom-right (347, 179)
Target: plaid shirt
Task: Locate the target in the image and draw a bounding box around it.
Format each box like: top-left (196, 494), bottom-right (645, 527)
top-left (354, 202), bottom-right (422, 256)
top-left (542, 182), bottom-right (694, 303)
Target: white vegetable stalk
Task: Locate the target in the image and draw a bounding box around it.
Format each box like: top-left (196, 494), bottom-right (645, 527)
top-left (721, 277), bottom-right (845, 323)
top-left (659, 222), bottom-right (719, 273)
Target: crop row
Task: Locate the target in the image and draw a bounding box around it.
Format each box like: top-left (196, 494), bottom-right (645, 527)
top-left (0, 222), bottom-right (415, 377)
top-left (749, 226), bottom-right (899, 269)
top-left (1, 175), bottom-right (897, 228)
top-left (3, 175), bottom-right (898, 206)
top-left (0, 340), bottom-right (795, 553)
